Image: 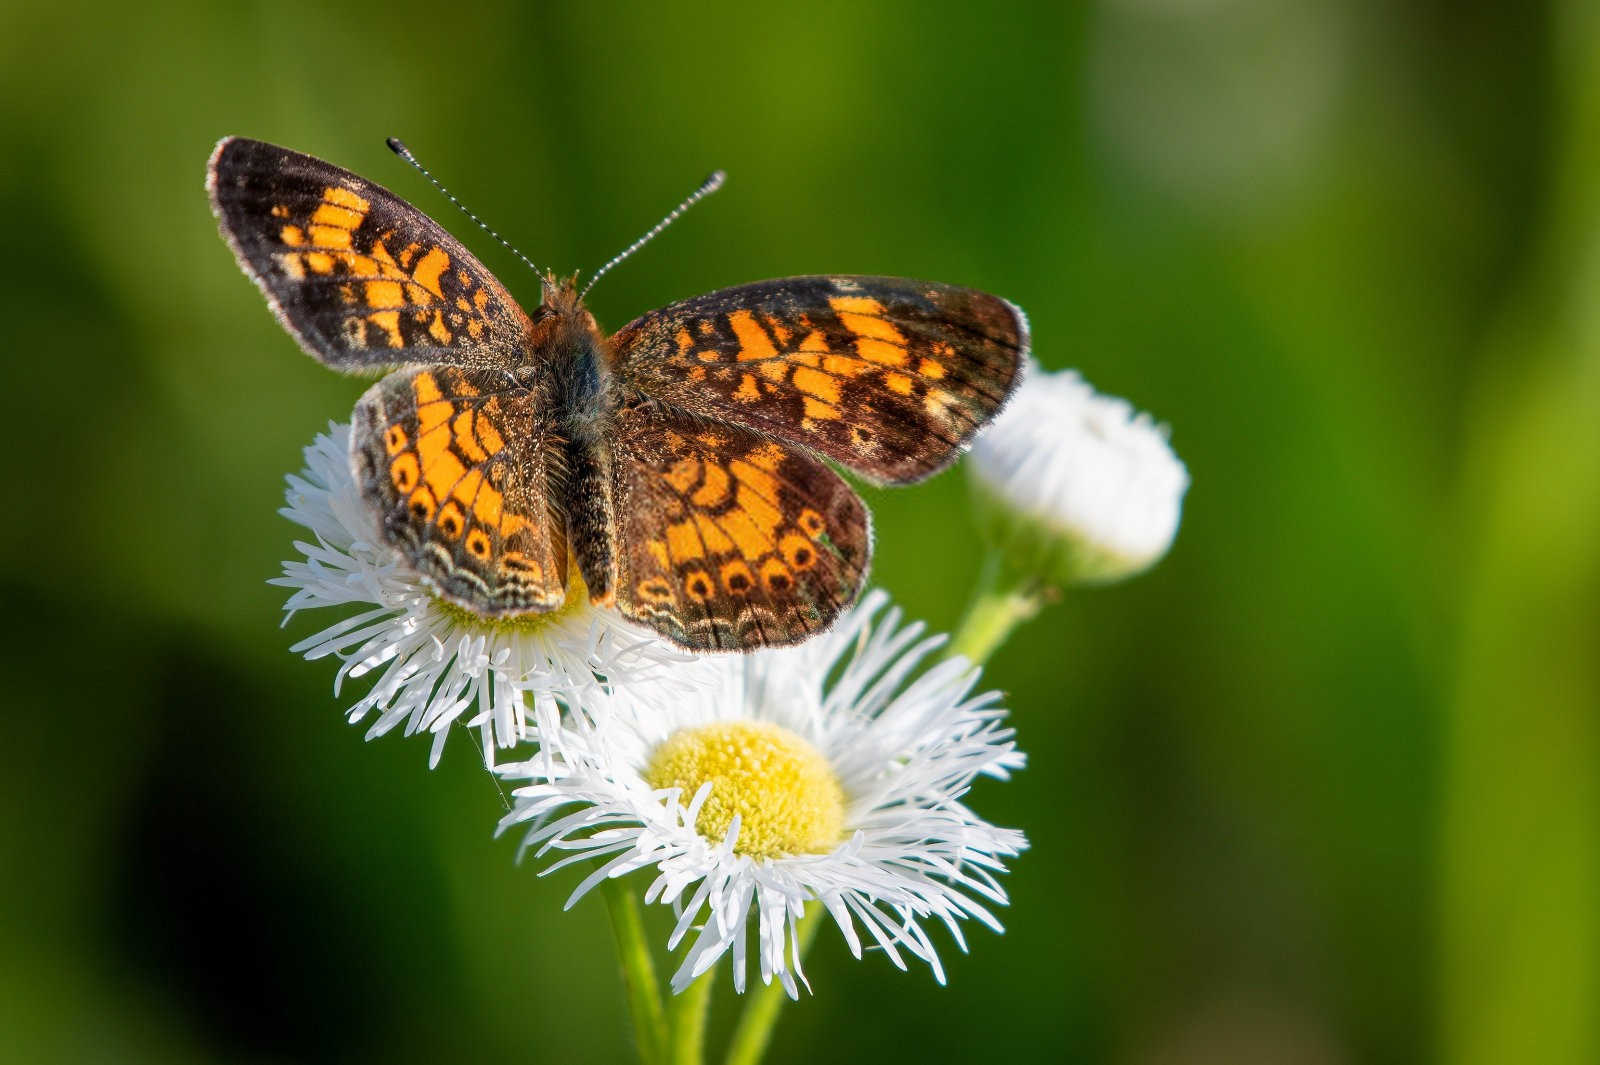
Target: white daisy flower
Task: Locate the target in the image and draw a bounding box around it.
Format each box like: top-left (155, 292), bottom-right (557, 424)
top-left (968, 360), bottom-right (1189, 584)
top-left (497, 591), bottom-right (1027, 998)
top-left (273, 423), bottom-right (689, 767)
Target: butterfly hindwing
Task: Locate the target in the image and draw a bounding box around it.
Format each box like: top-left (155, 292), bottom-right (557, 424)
top-left (350, 365), bottom-right (568, 613)
top-left (208, 137), bottom-right (534, 371)
top-left (610, 402), bottom-right (870, 650)
top-left (610, 275), bottom-right (1027, 484)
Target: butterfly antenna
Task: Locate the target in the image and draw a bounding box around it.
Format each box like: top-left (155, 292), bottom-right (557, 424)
top-left (581, 170), bottom-right (725, 299)
top-left (386, 137), bottom-right (544, 278)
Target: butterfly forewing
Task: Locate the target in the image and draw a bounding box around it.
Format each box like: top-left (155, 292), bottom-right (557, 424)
top-left (610, 275), bottom-right (1027, 484)
top-left (351, 366), bottom-right (568, 613)
top-left (610, 402), bottom-right (870, 650)
top-left (208, 137), bottom-right (534, 371)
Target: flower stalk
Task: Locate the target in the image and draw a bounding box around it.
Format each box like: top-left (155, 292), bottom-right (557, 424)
top-left (723, 905), bottom-right (824, 1065)
top-left (601, 873), bottom-right (667, 1065)
top-left (947, 554), bottom-right (1047, 666)
top-left (667, 965), bottom-right (715, 1065)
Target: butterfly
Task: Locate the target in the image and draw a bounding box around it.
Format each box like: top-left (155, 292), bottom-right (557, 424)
top-left (208, 136), bottom-right (1027, 651)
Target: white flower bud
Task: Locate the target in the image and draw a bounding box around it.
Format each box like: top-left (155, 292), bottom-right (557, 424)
top-left (968, 362), bottom-right (1188, 585)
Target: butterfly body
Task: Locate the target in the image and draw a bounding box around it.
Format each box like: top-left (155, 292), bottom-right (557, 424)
top-left (210, 137), bottom-right (1028, 650)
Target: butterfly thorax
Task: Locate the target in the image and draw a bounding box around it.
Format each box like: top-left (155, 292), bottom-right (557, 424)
top-left (528, 277), bottom-right (614, 429)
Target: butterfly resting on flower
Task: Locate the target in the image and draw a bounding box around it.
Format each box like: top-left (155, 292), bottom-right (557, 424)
top-left (208, 137), bottom-right (1028, 650)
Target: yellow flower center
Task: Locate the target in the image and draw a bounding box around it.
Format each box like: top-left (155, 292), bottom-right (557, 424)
top-left (645, 721), bottom-right (846, 858)
top-left (432, 567), bottom-right (590, 634)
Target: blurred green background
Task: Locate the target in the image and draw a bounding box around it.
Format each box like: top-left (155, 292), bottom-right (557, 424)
top-left (2, 1), bottom-right (1596, 1062)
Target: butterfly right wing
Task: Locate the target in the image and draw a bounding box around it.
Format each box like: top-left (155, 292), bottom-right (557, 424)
top-left (610, 275), bottom-right (1026, 484)
top-left (209, 137), bottom-right (535, 371)
top-left (609, 401), bottom-right (871, 651)
top-left (350, 365), bottom-right (568, 613)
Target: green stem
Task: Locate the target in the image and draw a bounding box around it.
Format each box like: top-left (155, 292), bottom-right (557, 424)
top-left (666, 966), bottom-right (715, 1065)
top-left (723, 906), bottom-right (825, 1065)
top-left (946, 553), bottom-right (1045, 666)
top-left (601, 874), bottom-right (667, 1065)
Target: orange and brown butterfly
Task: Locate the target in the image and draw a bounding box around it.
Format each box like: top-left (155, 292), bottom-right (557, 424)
top-left (208, 136), bottom-right (1028, 651)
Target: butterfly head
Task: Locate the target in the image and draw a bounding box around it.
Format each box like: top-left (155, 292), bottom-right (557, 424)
top-left (537, 271), bottom-right (600, 329)
top-left (539, 269), bottom-right (580, 305)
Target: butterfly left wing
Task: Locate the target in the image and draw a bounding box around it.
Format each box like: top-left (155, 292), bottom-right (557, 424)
top-left (208, 136), bottom-right (535, 371)
top-left (610, 275), bottom-right (1027, 484)
top-left (609, 401), bottom-right (870, 651)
